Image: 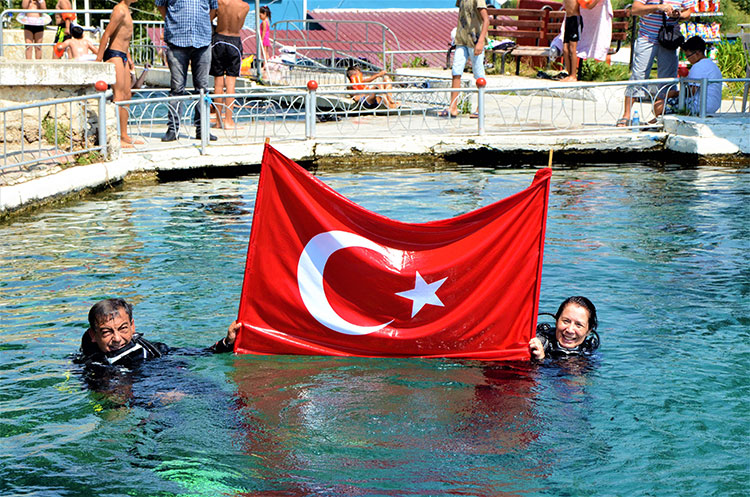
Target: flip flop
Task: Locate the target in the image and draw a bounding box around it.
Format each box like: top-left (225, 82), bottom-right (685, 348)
top-left (469, 113), bottom-right (479, 119)
top-left (616, 118), bottom-right (630, 127)
top-left (438, 110), bottom-right (457, 118)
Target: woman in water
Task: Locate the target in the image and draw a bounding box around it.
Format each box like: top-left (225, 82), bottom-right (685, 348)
top-left (529, 296), bottom-right (599, 360)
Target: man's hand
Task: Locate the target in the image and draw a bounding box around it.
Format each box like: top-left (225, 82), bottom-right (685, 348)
top-left (225, 320), bottom-right (240, 346)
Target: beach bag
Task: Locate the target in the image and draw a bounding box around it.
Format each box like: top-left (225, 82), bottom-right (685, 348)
top-left (658, 12), bottom-right (685, 50)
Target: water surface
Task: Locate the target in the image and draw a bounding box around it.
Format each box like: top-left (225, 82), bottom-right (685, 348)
top-left (1, 159), bottom-right (748, 496)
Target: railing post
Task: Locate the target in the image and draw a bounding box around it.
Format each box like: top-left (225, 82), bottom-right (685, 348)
top-left (678, 79), bottom-right (686, 112)
top-left (476, 77), bottom-right (486, 136)
top-left (699, 78), bottom-right (708, 118)
top-left (306, 80), bottom-right (318, 140)
top-left (200, 89), bottom-right (209, 153)
top-left (97, 84), bottom-right (108, 158)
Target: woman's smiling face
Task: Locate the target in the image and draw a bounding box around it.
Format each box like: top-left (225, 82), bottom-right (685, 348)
top-left (555, 302), bottom-right (591, 349)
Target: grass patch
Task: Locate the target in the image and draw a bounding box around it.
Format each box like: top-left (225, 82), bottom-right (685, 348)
top-left (579, 59), bottom-right (631, 81)
top-left (42, 116), bottom-right (70, 147)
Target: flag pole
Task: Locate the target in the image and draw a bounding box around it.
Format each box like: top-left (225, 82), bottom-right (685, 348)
top-left (547, 149), bottom-right (553, 168)
top-left (265, 137), bottom-right (270, 145)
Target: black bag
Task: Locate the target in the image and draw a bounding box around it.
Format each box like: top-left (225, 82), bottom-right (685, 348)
top-left (657, 12), bottom-right (685, 50)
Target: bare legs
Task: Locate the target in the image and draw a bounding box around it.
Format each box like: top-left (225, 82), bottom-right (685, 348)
top-left (24, 29), bottom-right (43, 60)
top-left (110, 57), bottom-right (142, 148)
top-left (561, 41), bottom-right (578, 82)
top-left (213, 75), bottom-right (238, 128)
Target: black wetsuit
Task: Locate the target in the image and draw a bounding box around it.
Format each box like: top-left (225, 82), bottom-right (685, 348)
top-left (535, 323), bottom-right (599, 359)
top-left (75, 331), bottom-right (233, 368)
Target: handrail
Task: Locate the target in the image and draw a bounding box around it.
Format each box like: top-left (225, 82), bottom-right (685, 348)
top-left (0, 9), bottom-right (113, 57)
top-left (270, 18), bottom-right (401, 71)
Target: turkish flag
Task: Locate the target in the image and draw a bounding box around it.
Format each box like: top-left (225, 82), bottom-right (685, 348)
top-left (236, 145), bottom-right (551, 361)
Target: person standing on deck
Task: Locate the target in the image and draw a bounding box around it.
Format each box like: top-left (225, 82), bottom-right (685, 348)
top-left (96, 0), bottom-right (142, 148)
top-left (210, 0), bottom-right (249, 129)
top-left (618, 0), bottom-right (694, 126)
top-left (156, 0), bottom-right (218, 142)
top-left (444, 0), bottom-right (489, 118)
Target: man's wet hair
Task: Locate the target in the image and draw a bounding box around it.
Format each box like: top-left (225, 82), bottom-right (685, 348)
top-left (71, 25), bottom-right (84, 39)
top-left (555, 296), bottom-right (598, 332)
top-left (88, 298), bottom-right (133, 331)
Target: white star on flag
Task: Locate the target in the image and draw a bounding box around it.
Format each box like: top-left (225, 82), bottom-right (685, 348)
top-left (396, 271), bottom-right (448, 318)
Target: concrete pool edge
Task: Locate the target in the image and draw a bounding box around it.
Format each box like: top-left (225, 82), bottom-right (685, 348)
top-left (0, 129), bottom-right (740, 218)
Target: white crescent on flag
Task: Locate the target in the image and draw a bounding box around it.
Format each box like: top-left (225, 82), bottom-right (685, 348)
top-left (297, 231), bottom-right (401, 335)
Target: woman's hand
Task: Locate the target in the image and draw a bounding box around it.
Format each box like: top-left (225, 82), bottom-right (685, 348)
top-left (529, 337), bottom-right (545, 361)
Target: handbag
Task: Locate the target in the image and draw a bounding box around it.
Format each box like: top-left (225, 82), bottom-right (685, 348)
top-left (657, 11), bottom-right (685, 50)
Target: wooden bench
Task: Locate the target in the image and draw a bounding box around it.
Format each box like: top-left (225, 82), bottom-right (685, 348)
top-left (486, 7), bottom-right (633, 76)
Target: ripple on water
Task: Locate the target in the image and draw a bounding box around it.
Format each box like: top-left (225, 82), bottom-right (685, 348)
top-left (0, 161), bottom-right (748, 496)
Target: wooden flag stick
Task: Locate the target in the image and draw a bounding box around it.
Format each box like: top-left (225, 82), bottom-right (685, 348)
top-left (548, 149), bottom-right (553, 168)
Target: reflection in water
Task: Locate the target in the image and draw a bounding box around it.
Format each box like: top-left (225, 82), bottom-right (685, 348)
top-left (231, 358), bottom-right (543, 496)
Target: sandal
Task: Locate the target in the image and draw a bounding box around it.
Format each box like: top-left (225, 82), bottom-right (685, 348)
top-left (438, 109), bottom-right (458, 118)
top-left (616, 117), bottom-right (630, 127)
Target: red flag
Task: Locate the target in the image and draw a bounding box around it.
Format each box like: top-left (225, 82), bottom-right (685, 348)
top-left (236, 145), bottom-right (551, 361)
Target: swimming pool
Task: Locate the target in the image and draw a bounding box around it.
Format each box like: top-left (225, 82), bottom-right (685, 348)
top-left (1, 158), bottom-right (747, 496)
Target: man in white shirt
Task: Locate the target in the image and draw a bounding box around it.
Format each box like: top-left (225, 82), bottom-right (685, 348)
top-left (653, 36), bottom-right (723, 119)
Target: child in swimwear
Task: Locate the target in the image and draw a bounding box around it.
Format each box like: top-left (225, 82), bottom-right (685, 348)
top-left (58, 25), bottom-right (98, 60)
top-left (22, 0), bottom-right (47, 60)
top-left (259, 6), bottom-right (272, 60)
top-left (561, 0), bottom-right (582, 82)
top-left (53, 0), bottom-right (75, 59)
top-left (346, 66), bottom-right (399, 109)
top-left (96, 0), bottom-right (142, 148)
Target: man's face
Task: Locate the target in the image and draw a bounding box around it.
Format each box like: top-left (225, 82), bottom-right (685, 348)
top-left (88, 307), bottom-right (135, 353)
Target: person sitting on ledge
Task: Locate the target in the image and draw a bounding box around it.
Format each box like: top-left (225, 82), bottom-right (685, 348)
top-left (652, 35), bottom-right (723, 121)
top-left (76, 298), bottom-right (239, 367)
top-left (346, 65), bottom-right (399, 110)
top-left (57, 24), bottom-right (98, 60)
top-left (529, 296), bottom-right (599, 360)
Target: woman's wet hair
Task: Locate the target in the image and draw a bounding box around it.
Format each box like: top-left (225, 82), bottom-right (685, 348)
top-left (555, 296), bottom-right (597, 332)
top-left (88, 298), bottom-right (133, 331)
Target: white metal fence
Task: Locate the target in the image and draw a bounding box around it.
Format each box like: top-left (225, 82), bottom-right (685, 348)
top-left (2, 78), bottom-right (749, 176)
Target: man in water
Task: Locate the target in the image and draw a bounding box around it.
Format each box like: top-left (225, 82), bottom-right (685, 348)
top-left (77, 298), bottom-right (239, 367)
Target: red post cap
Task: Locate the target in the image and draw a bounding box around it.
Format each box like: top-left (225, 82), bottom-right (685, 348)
top-left (307, 80), bottom-right (319, 91)
top-left (476, 78), bottom-right (487, 88)
top-left (95, 80), bottom-right (109, 92)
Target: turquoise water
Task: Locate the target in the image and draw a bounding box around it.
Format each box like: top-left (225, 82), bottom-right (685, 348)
top-left (1, 159), bottom-right (748, 496)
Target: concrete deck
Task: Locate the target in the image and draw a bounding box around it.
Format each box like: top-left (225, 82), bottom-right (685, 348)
top-left (1, 68), bottom-right (748, 217)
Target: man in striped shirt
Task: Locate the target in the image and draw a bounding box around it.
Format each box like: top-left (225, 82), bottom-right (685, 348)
top-left (156, 0), bottom-right (219, 141)
top-left (618, 0), bottom-right (694, 126)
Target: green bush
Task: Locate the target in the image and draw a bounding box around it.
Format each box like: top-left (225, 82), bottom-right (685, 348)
top-left (578, 59), bottom-right (631, 81)
top-left (714, 36), bottom-right (749, 97)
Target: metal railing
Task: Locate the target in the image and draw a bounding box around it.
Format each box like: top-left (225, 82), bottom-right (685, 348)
top-left (1, 92), bottom-right (109, 174)
top-left (0, 9), bottom-right (112, 57)
top-left (2, 77), bottom-right (749, 176)
top-left (270, 19), bottom-right (400, 72)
